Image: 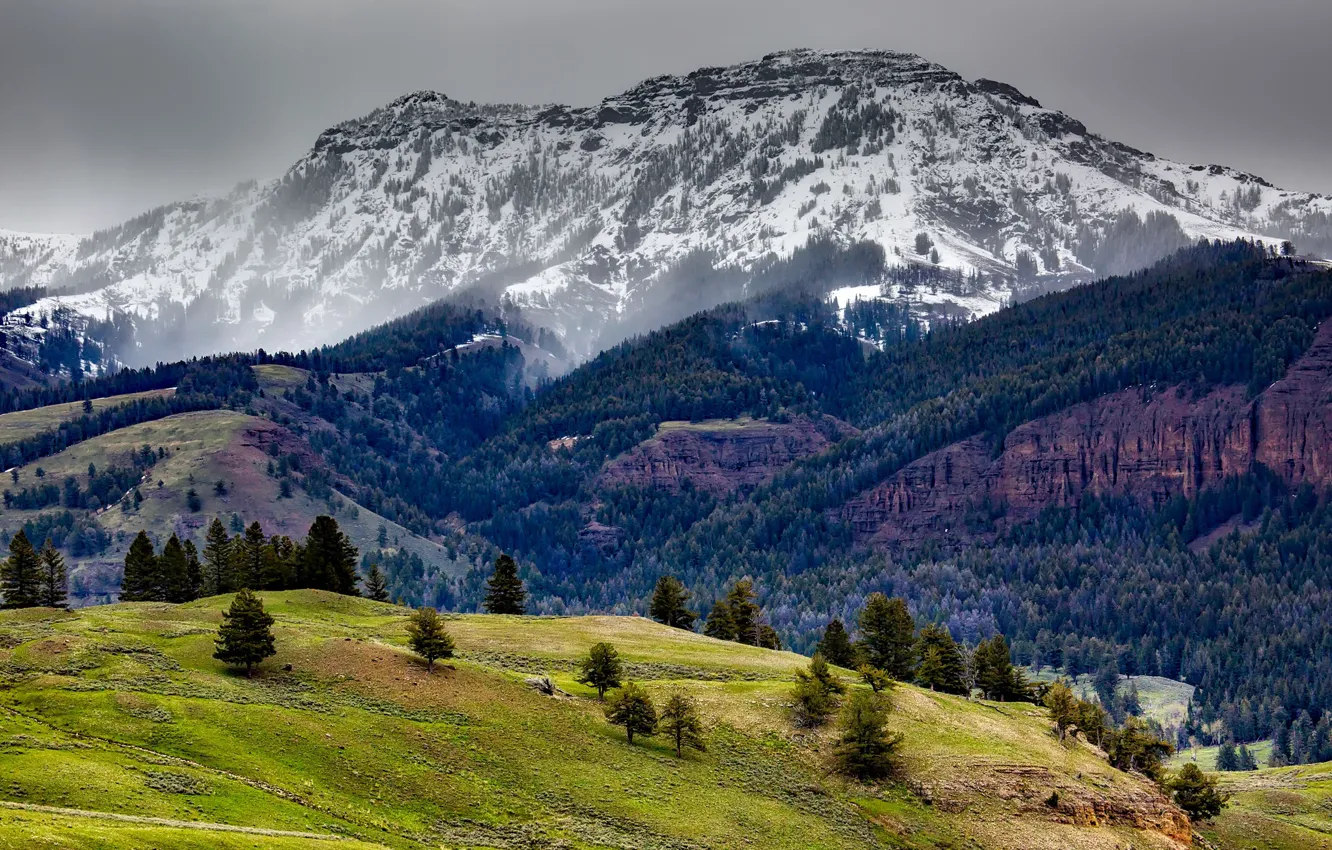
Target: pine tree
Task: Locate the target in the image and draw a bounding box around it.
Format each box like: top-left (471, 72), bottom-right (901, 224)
top-left (817, 619), bottom-right (857, 668)
top-left (183, 540), bottom-right (202, 601)
top-left (213, 589), bottom-right (276, 677)
top-left (724, 579), bottom-right (760, 645)
top-left (36, 539), bottom-right (67, 608)
top-left (201, 518), bottom-right (232, 596)
top-left (301, 516), bottom-right (359, 595)
top-left (858, 594), bottom-right (916, 679)
top-left (1237, 744), bottom-right (1258, 771)
top-left (483, 554), bottom-right (526, 614)
top-left (703, 599), bottom-right (735, 640)
top-left (1215, 740), bottom-right (1239, 771)
top-left (158, 535), bottom-right (192, 603)
top-left (973, 635), bottom-right (1031, 701)
top-left (832, 690), bottom-right (901, 780)
top-left (364, 563), bottom-right (389, 602)
top-left (405, 606), bottom-right (454, 672)
top-left (648, 575), bottom-right (695, 630)
top-left (859, 664), bottom-right (893, 693)
top-left (578, 642), bottom-right (623, 700)
top-left (120, 531), bottom-right (158, 602)
top-left (236, 521), bottom-right (266, 590)
top-left (1, 530), bottom-right (41, 608)
top-left (1044, 680), bottom-right (1079, 741)
top-left (659, 692), bottom-right (706, 758)
top-left (792, 653), bottom-right (844, 728)
top-left (1167, 763), bottom-right (1228, 822)
top-left (605, 682), bottom-right (657, 745)
top-left (914, 624), bottom-right (969, 695)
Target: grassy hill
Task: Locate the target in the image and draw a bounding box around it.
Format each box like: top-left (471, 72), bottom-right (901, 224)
top-left (0, 591), bottom-right (1195, 849)
top-left (0, 408), bottom-right (464, 605)
top-left (1204, 763), bottom-right (1332, 849)
top-left (0, 388), bottom-right (176, 444)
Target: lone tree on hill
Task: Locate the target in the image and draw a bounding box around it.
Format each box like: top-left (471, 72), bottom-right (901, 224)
top-left (578, 641), bottom-right (623, 700)
top-left (36, 538), bottom-right (68, 609)
top-left (120, 531), bottom-right (158, 602)
top-left (833, 690), bottom-right (902, 781)
top-left (648, 575), bottom-right (696, 630)
top-left (1, 530), bottom-right (41, 608)
top-left (858, 594), bottom-right (916, 680)
top-left (817, 619), bottom-right (857, 668)
top-left (364, 563), bottom-right (390, 602)
top-left (213, 589), bottom-right (276, 677)
top-left (605, 682), bottom-right (658, 745)
top-left (406, 607), bottom-right (455, 672)
top-left (660, 692), bottom-right (707, 758)
top-left (1167, 763), bottom-right (1228, 822)
top-left (484, 554), bottom-right (526, 614)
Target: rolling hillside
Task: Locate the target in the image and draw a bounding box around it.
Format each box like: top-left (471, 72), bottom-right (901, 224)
top-left (0, 591), bottom-right (1195, 849)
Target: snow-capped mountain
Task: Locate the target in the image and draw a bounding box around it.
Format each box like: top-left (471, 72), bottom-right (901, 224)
top-left (4, 49), bottom-right (1329, 366)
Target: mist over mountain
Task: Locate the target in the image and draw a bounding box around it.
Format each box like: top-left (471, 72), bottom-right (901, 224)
top-left (1, 48), bottom-right (1329, 372)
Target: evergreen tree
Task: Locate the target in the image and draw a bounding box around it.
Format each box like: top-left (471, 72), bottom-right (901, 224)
top-left (213, 589), bottom-right (276, 677)
top-left (483, 554), bottom-right (526, 614)
top-left (233, 522), bottom-right (266, 590)
top-left (1215, 740), bottom-right (1239, 772)
top-left (648, 575), bottom-right (696, 630)
top-left (1, 530), bottom-right (41, 608)
top-left (1237, 744), bottom-right (1258, 771)
top-left (703, 599), bottom-right (735, 640)
top-left (659, 692), bottom-right (706, 758)
top-left (186, 488), bottom-right (202, 513)
top-left (301, 516), bottom-right (359, 595)
top-left (1044, 680), bottom-right (1080, 741)
top-left (858, 594), bottom-right (915, 679)
top-left (817, 619), bottom-right (857, 668)
top-left (120, 531), bottom-right (158, 602)
top-left (791, 653), bottom-right (845, 728)
top-left (158, 534), bottom-right (192, 603)
top-left (724, 579), bottom-right (761, 645)
top-left (605, 682), bottom-right (657, 744)
top-left (405, 606), bottom-right (454, 672)
top-left (202, 518), bottom-right (232, 595)
top-left (364, 563), bottom-right (389, 602)
top-left (1106, 718), bottom-right (1173, 782)
top-left (973, 635), bottom-right (1031, 702)
top-left (36, 539), bottom-right (67, 608)
top-left (832, 690), bottom-right (901, 781)
top-left (1167, 763), bottom-right (1228, 822)
top-left (914, 624), bottom-right (969, 695)
top-left (183, 540), bottom-right (202, 601)
top-left (577, 642), bottom-right (623, 700)
top-left (859, 664), bottom-right (893, 694)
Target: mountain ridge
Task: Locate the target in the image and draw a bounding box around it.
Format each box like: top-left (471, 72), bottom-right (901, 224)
top-left (2, 48), bottom-right (1328, 370)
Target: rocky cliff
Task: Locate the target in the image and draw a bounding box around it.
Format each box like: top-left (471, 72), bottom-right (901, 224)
top-left (598, 415), bottom-right (856, 497)
top-left (841, 320), bottom-right (1332, 546)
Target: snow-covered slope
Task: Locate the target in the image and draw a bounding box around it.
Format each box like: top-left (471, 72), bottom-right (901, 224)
top-left (4, 49), bottom-right (1329, 366)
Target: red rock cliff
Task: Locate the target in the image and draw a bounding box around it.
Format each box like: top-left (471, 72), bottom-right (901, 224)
top-left (841, 320), bottom-right (1332, 547)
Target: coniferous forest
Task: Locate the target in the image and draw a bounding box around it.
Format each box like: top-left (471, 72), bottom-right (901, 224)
top-left (2, 239), bottom-right (1331, 760)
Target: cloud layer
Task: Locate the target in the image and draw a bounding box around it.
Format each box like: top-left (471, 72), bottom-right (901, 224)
top-left (2, 0), bottom-right (1329, 233)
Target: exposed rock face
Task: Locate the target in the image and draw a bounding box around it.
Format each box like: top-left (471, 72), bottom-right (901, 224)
top-left (598, 416), bottom-right (857, 497)
top-left (842, 321), bottom-right (1332, 547)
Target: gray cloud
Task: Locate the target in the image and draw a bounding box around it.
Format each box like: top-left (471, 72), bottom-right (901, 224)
top-left (2, 0), bottom-right (1329, 233)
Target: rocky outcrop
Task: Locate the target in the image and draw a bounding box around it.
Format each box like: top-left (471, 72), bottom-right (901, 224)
top-left (598, 415), bottom-right (856, 497)
top-left (842, 321), bottom-right (1332, 547)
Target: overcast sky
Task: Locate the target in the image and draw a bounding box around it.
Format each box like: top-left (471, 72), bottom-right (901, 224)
top-left (2, 0), bottom-right (1330, 234)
